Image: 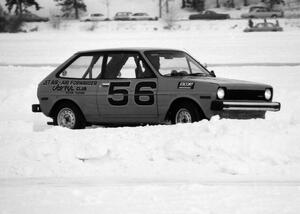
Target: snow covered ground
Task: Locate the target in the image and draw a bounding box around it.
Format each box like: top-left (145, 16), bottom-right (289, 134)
top-left (0, 20), bottom-right (300, 213)
top-left (1, 19), bottom-right (300, 66)
top-left (1, 178), bottom-right (299, 214)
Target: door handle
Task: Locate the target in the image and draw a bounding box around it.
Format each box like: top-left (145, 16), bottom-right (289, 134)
top-left (101, 83), bottom-right (110, 87)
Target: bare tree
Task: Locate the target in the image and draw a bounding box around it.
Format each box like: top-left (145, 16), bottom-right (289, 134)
top-left (230, 0), bottom-right (235, 8)
top-left (181, 0), bottom-right (205, 11)
top-left (0, 3), bottom-right (4, 16)
top-left (159, 0), bottom-right (162, 18)
top-left (162, 0), bottom-right (179, 29)
top-left (261, 0), bottom-right (285, 9)
top-left (105, 0), bottom-right (109, 18)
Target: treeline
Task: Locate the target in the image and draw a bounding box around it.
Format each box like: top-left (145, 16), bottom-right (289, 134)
top-left (2, 0), bottom-right (87, 18)
top-left (0, 0), bottom-right (88, 32)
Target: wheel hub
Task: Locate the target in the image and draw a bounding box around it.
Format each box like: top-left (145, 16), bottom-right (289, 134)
top-left (175, 108), bottom-right (192, 124)
top-left (57, 108), bottom-right (76, 128)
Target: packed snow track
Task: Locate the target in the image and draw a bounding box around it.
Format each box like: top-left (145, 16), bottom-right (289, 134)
top-left (1, 20), bottom-right (300, 213)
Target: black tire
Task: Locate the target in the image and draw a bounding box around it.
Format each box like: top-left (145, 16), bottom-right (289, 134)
top-left (54, 103), bottom-right (86, 129)
top-left (271, 15), bottom-right (277, 18)
top-left (171, 102), bottom-right (201, 124)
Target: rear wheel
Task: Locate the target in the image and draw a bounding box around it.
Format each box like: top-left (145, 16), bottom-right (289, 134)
top-left (55, 103), bottom-right (86, 129)
top-left (171, 102), bottom-right (201, 124)
top-left (271, 15), bottom-right (277, 18)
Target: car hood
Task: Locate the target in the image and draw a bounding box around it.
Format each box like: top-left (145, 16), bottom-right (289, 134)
top-left (183, 76), bottom-right (271, 90)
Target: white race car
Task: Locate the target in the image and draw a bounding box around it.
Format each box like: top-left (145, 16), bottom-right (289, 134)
top-left (80, 13), bottom-right (109, 22)
top-left (130, 13), bottom-right (157, 21)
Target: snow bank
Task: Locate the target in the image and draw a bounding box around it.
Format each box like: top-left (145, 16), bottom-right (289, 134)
top-left (0, 65), bottom-right (299, 180)
top-left (1, 116), bottom-right (299, 180)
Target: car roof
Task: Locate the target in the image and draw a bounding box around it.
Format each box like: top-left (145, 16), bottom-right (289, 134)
top-left (76, 48), bottom-right (183, 54)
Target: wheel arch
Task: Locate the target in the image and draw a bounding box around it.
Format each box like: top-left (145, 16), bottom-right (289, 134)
top-left (164, 97), bottom-right (207, 121)
top-left (49, 98), bottom-right (85, 119)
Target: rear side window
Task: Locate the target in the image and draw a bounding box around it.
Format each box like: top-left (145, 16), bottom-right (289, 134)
top-left (59, 55), bottom-right (103, 79)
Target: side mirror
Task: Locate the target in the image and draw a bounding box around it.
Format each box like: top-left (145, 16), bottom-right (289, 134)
top-left (210, 70), bottom-right (216, 77)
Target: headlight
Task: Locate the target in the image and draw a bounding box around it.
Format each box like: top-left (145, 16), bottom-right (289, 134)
top-left (265, 89), bottom-right (272, 100)
top-left (217, 88), bottom-right (225, 99)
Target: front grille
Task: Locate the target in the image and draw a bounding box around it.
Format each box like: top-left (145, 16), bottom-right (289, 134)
top-left (224, 90), bottom-right (266, 101)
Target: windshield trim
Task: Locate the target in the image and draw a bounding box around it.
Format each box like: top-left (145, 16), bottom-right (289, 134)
top-left (144, 50), bottom-right (211, 78)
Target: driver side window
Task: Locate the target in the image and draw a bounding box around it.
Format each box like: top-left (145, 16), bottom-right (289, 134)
top-left (158, 56), bottom-right (190, 76)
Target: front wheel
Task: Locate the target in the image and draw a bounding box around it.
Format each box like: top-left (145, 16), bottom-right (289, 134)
top-left (55, 104), bottom-right (86, 129)
top-left (171, 102), bottom-right (201, 124)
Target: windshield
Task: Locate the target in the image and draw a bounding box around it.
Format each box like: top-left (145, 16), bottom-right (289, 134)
top-left (145, 51), bottom-right (210, 77)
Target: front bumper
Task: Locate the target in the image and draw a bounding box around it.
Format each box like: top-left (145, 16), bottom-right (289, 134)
top-left (211, 101), bottom-right (281, 112)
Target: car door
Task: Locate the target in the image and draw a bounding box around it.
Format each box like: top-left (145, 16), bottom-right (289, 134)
top-left (141, 14), bottom-right (150, 20)
top-left (97, 52), bottom-right (158, 124)
top-left (253, 9), bottom-right (262, 18)
top-left (203, 11), bottom-right (210, 19)
top-left (257, 8), bottom-right (268, 18)
top-left (96, 14), bottom-right (105, 21)
top-left (132, 13), bottom-right (142, 20)
top-left (140, 14), bottom-right (147, 20)
top-left (90, 14), bottom-right (96, 21)
top-left (55, 54), bottom-right (104, 122)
